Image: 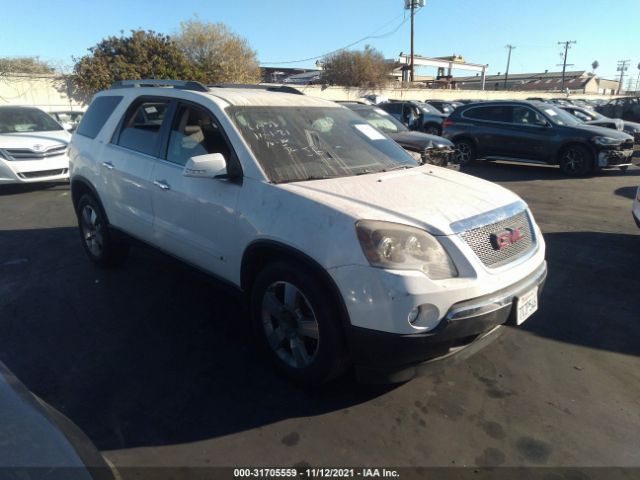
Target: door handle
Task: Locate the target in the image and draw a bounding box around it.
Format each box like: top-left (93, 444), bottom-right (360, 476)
top-left (153, 180), bottom-right (170, 191)
top-left (101, 161), bottom-right (114, 170)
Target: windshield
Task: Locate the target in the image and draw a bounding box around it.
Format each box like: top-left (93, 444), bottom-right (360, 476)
top-left (540, 105), bottom-right (581, 126)
top-left (229, 106), bottom-right (418, 183)
top-left (0, 108), bottom-right (63, 134)
top-left (352, 107), bottom-right (409, 134)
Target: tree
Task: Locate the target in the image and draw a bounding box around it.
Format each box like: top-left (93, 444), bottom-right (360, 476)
top-left (591, 60), bottom-right (599, 73)
top-left (0, 57), bottom-right (53, 76)
top-left (322, 46), bottom-right (395, 88)
top-left (174, 18), bottom-right (260, 84)
top-left (72, 30), bottom-right (194, 97)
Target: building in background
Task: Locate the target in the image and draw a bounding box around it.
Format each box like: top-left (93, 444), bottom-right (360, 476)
top-left (452, 70), bottom-right (620, 94)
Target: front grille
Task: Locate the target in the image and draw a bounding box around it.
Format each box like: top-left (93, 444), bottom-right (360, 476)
top-left (2, 144), bottom-right (67, 160)
top-left (634, 132), bottom-right (640, 145)
top-left (17, 168), bottom-right (68, 179)
top-left (461, 210), bottom-right (535, 268)
top-left (424, 147), bottom-right (454, 167)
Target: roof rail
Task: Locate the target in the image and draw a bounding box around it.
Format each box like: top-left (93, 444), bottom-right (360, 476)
top-left (207, 83), bottom-right (304, 95)
top-left (110, 79), bottom-right (209, 92)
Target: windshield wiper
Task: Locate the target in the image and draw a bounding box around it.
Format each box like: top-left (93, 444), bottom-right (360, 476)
top-left (380, 164), bottom-right (415, 172)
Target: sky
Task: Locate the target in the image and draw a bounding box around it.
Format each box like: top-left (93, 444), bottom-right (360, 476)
top-left (1, 0), bottom-right (639, 84)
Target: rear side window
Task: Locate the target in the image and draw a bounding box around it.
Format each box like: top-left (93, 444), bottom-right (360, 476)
top-left (381, 103), bottom-right (403, 114)
top-left (75, 96), bottom-right (122, 138)
top-left (463, 106), bottom-right (511, 123)
top-left (116, 99), bottom-right (171, 156)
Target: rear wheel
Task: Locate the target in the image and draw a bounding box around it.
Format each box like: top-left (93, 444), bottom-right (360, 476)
top-left (76, 194), bottom-right (129, 267)
top-left (454, 138), bottom-right (477, 165)
top-left (559, 144), bottom-right (593, 176)
top-left (250, 262), bottom-right (348, 386)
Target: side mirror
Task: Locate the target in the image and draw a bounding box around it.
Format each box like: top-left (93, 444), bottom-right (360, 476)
top-left (183, 153), bottom-right (227, 179)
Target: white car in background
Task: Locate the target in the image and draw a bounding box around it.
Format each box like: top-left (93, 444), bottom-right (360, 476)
top-left (0, 106), bottom-right (71, 185)
top-left (633, 186), bottom-right (640, 228)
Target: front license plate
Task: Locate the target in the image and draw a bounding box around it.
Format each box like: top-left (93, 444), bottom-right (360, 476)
top-left (516, 287), bottom-right (538, 325)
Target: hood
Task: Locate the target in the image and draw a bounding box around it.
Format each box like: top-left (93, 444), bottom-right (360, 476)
top-left (0, 130), bottom-right (71, 149)
top-left (585, 119), bottom-right (624, 131)
top-left (280, 165), bottom-right (522, 235)
top-left (623, 121), bottom-right (640, 133)
top-left (389, 131), bottom-right (454, 151)
top-left (569, 123), bottom-right (633, 140)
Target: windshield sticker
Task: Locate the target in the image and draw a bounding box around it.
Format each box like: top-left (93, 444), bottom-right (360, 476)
top-left (544, 109), bottom-right (558, 116)
top-left (354, 123), bottom-right (386, 140)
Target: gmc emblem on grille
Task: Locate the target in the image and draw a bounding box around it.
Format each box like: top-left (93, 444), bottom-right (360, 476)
top-left (490, 226), bottom-right (524, 250)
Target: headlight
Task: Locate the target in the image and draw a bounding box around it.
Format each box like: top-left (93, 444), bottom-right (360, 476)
top-left (355, 220), bottom-right (458, 279)
top-left (592, 136), bottom-right (623, 146)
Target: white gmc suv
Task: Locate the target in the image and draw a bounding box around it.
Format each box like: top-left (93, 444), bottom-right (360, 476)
top-left (68, 80), bottom-right (547, 384)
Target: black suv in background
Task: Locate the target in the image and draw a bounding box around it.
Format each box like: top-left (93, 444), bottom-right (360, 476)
top-left (443, 101), bottom-right (634, 175)
top-left (378, 100), bottom-right (447, 135)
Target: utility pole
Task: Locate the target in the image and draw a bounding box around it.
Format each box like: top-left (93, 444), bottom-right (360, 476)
top-left (616, 59), bottom-right (630, 94)
top-left (404, 0), bottom-right (425, 83)
top-left (504, 44), bottom-right (515, 90)
top-left (557, 40), bottom-right (576, 91)
top-left (410, 0), bottom-right (415, 82)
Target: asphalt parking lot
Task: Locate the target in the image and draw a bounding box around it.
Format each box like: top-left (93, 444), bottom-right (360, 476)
top-left (0, 163), bottom-right (639, 471)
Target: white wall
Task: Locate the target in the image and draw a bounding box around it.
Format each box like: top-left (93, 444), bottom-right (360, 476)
top-left (0, 74), bottom-right (83, 111)
top-left (0, 74), bottom-right (620, 112)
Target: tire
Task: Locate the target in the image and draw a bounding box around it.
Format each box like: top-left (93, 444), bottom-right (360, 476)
top-left (454, 138), bottom-right (477, 165)
top-left (76, 194), bottom-right (129, 267)
top-left (424, 124), bottom-right (441, 135)
top-left (559, 144), bottom-right (594, 176)
top-left (250, 261), bottom-right (348, 386)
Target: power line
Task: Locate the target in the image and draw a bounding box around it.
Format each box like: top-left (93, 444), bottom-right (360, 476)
top-left (261, 12), bottom-right (416, 65)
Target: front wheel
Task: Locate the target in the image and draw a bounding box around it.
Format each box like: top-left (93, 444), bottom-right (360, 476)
top-left (76, 194), bottom-right (129, 267)
top-left (250, 262), bottom-right (348, 386)
top-left (454, 139), bottom-right (477, 165)
top-left (559, 145), bottom-right (593, 176)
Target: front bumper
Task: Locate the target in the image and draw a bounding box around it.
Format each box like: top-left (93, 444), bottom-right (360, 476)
top-left (348, 261), bottom-right (547, 383)
top-left (0, 156), bottom-right (70, 185)
top-left (597, 147), bottom-right (634, 168)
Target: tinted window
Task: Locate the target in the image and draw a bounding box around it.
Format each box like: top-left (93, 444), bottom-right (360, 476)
top-left (463, 106), bottom-right (510, 122)
top-left (117, 99), bottom-right (170, 156)
top-left (512, 106), bottom-right (547, 126)
top-left (381, 103), bottom-right (403, 114)
top-left (76, 96), bottom-right (122, 138)
top-left (166, 104), bottom-right (232, 166)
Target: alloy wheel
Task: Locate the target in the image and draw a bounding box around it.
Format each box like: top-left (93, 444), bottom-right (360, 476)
top-left (80, 205), bottom-right (103, 257)
top-left (261, 281), bottom-right (320, 369)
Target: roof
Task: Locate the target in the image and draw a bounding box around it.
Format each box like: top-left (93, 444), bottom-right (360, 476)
top-left (206, 88), bottom-right (335, 107)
